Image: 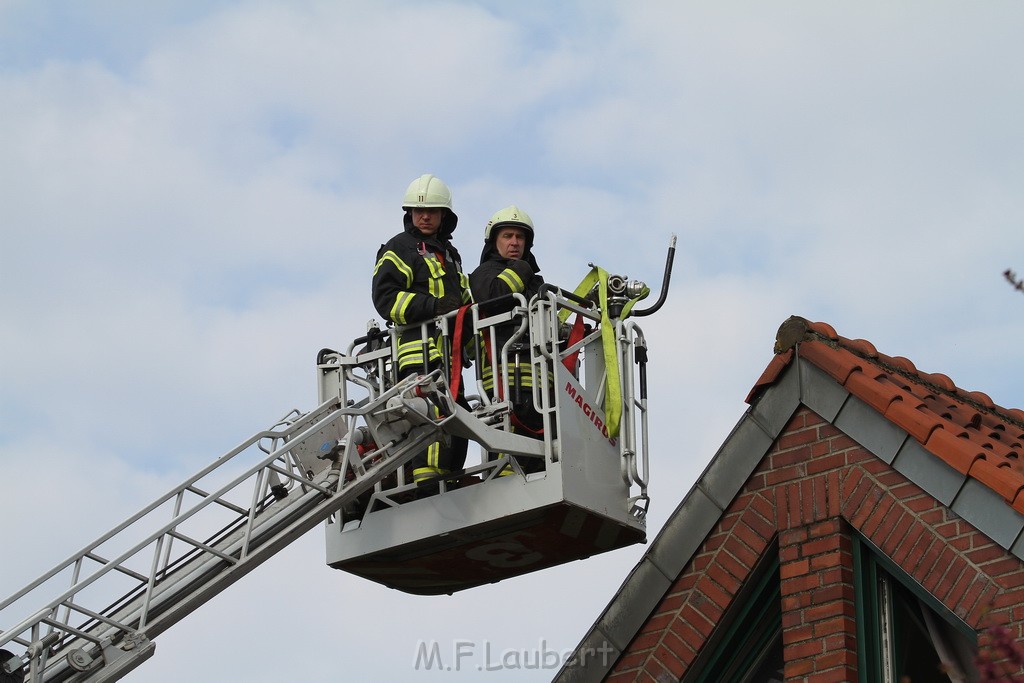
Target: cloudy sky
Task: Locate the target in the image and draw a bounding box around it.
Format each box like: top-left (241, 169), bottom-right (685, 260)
top-left (3, 1), bottom-right (1024, 680)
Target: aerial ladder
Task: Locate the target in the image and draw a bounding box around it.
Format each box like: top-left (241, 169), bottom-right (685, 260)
top-left (0, 239), bottom-right (674, 682)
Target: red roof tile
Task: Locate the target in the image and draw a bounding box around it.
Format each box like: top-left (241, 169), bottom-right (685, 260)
top-left (752, 316), bottom-right (1024, 513)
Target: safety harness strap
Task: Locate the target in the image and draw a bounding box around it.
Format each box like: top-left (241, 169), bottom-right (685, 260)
top-left (558, 266), bottom-right (649, 438)
top-left (448, 304), bottom-right (471, 398)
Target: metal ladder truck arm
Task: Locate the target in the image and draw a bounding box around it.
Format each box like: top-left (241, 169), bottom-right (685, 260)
top-left (0, 371), bottom-right (454, 683)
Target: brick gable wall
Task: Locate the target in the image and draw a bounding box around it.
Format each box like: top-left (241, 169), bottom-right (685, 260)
top-left (608, 407), bottom-right (1024, 682)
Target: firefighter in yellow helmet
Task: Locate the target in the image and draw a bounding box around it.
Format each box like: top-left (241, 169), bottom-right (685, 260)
top-left (469, 205), bottom-right (546, 474)
top-left (372, 174), bottom-right (473, 490)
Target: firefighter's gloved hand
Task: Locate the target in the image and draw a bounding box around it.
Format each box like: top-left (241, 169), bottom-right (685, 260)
top-left (434, 292), bottom-right (462, 316)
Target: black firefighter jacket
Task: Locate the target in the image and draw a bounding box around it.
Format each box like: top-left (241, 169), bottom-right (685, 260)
top-left (372, 212), bottom-right (471, 373)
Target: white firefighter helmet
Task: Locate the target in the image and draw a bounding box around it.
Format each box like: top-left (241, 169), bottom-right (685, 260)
top-left (484, 205), bottom-right (534, 242)
top-left (402, 174), bottom-right (453, 210)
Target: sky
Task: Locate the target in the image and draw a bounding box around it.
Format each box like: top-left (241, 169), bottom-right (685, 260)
top-left (2, 1), bottom-right (1024, 680)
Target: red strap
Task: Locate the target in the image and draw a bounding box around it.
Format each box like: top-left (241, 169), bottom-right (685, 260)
top-left (562, 314), bottom-right (585, 373)
top-left (449, 304), bottom-right (470, 398)
top-left (511, 411), bottom-right (543, 437)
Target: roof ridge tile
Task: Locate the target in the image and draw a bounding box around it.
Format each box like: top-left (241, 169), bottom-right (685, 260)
top-left (764, 316), bottom-right (1024, 514)
top-left (924, 428), bottom-right (986, 475)
top-left (969, 458), bottom-right (1024, 502)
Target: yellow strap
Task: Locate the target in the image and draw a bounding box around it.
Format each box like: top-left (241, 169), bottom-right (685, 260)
top-left (556, 266), bottom-right (649, 437)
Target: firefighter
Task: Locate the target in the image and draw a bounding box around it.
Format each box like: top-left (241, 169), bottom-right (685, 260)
top-left (469, 205), bottom-right (546, 474)
top-left (372, 174), bottom-right (472, 491)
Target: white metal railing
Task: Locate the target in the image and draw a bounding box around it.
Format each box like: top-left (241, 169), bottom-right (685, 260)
top-left (320, 288), bottom-right (651, 524)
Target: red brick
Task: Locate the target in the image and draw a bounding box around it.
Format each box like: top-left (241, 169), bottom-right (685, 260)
top-left (773, 444), bottom-right (814, 468)
top-left (639, 613), bottom-right (672, 635)
top-left (668, 616), bottom-right (707, 653)
top-left (652, 644), bottom-right (685, 678)
top-left (862, 457), bottom-right (892, 475)
top-left (608, 653), bottom-right (645, 674)
top-left (783, 623), bottom-right (813, 642)
top-left (651, 595), bottom-right (684, 618)
top-left (891, 521), bottom-right (927, 566)
top-left (640, 656), bottom-right (672, 678)
top-left (812, 474), bottom-right (829, 522)
top-left (878, 509), bottom-right (913, 555)
top-left (778, 427), bottom-right (818, 450)
top-left (805, 600), bottom-right (847, 623)
top-left (629, 631), bottom-right (665, 653)
top-left (919, 506), bottom-right (946, 526)
top-left (694, 576), bottom-right (731, 613)
top-left (802, 535), bottom-right (841, 558)
top-left (829, 433), bottom-right (860, 453)
top-left (983, 557), bottom-right (1024, 581)
top-left (860, 492), bottom-right (896, 539)
top-left (818, 648), bottom-right (858, 670)
top-left (810, 666), bottom-right (859, 683)
top-left (903, 492), bottom-right (939, 513)
top-left (782, 573), bottom-right (821, 596)
top-left (923, 545), bottom-right (959, 594)
top-left (848, 483), bottom-right (884, 529)
top-left (739, 508), bottom-right (777, 544)
top-left (660, 628), bottom-right (692, 663)
top-left (808, 442), bottom-right (838, 463)
top-left (746, 470), bottom-right (768, 491)
top-left (873, 467), bottom-right (905, 487)
top-left (840, 467), bottom-right (866, 505)
top-left (785, 638), bottom-right (825, 659)
top-left (812, 615), bottom-right (856, 638)
top-left (784, 412), bottom-right (809, 431)
top-left (822, 632), bottom-right (855, 652)
top-left (816, 567), bottom-right (850, 594)
top-left (935, 555), bottom-right (968, 603)
top-left (671, 572), bottom-right (698, 592)
top-left (780, 483), bottom-right (799, 530)
top-left (813, 583), bottom-right (856, 604)
top-left (968, 541), bottom-right (1001, 562)
top-left (778, 543), bottom-right (800, 564)
top-left (786, 658), bottom-right (815, 676)
top-left (707, 560), bottom-right (743, 594)
top-left (780, 558), bottom-right (811, 580)
top-left (809, 517), bottom-right (843, 537)
top-left (766, 464), bottom-right (807, 486)
top-left (608, 654), bottom-right (641, 677)
top-left (826, 470), bottom-right (843, 516)
top-left (779, 524), bottom-right (807, 545)
top-left (679, 604), bottom-right (715, 638)
top-left (965, 578), bottom-right (999, 623)
top-left (810, 550), bottom-right (844, 572)
top-left (724, 535), bottom-right (759, 568)
top-left (947, 568), bottom-right (979, 616)
top-left (913, 536), bottom-right (945, 580)
top-left (750, 491), bottom-right (776, 524)
top-left (731, 522), bottom-right (767, 557)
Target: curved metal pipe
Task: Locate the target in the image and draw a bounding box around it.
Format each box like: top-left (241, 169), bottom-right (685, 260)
top-left (631, 234), bottom-right (676, 317)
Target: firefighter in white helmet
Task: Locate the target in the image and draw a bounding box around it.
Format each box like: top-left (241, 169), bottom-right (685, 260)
top-left (469, 205), bottom-right (546, 474)
top-left (372, 174), bottom-right (473, 490)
